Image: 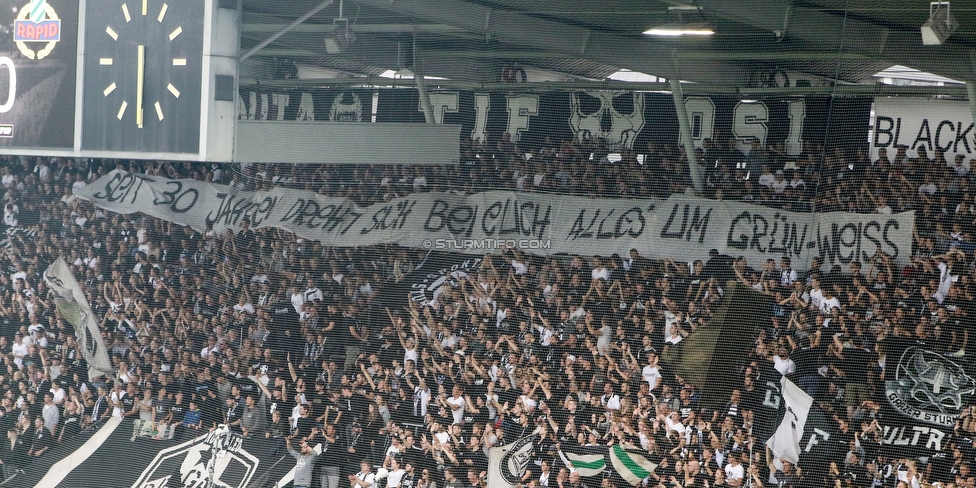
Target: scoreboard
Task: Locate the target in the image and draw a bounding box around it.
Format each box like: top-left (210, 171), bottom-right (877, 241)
top-left (0, 0), bottom-right (233, 161)
top-left (0, 0), bottom-right (77, 148)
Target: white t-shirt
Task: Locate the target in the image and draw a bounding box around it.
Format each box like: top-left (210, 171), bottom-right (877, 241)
top-left (665, 334), bottom-right (683, 346)
top-left (934, 261), bottom-right (957, 304)
top-left (773, 356), bottom-right (796, 376)
top-left (446, 395), bottom-right (466, 424)
top-left (918, 182), bottom-right (938, 195)
top-left (641, 365), bottom-right (662, 390)
top-left (808, 288), bottom-right (824, 310)
top-left (50, 387), bottom-right (66, 404)
top-left (511, 260), bottom-right (528, 275)
top-left (725, 463), bottom-right (745, 481)
top-left (434, 431), bottom-right (450, 445)
top-left (484, 393), bottom-right (499, 419)
top-left (356, 471), bottom-right (377, 488)
top-left (403, 347), bottom-right (418, 366)
top-left (602, 394), bottom-right (621, 411)
top-left (111, 391), bottom-right (125, 418)
top-left (386, 468), bottom-right (406, 488)
top-left (291, 292), bottom-right (305, 314)
top-left (819, 296), bottom-right (840, 314)
top-left (770, 179), bottom-right (788, 194)
top-left (11, 342), bottom-right (27, 368)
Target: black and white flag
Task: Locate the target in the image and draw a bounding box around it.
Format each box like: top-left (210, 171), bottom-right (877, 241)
top-left (44, 257), bottom-right (114, 380)
top-left (766, 377), bottom-right (814, 464)
top-left (488, 434), bottom-right (538, 488)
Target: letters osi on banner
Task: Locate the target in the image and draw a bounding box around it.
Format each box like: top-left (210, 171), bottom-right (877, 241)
top-left (237, 90), bottom-right (860, 158)
top-left (77, 170), bottom-right (914, 270)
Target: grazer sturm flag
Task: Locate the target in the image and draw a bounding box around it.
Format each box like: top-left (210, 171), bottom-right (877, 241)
top-left (609, 445), bottom-right (657, 486)
top-left (43, 257), bottom-right (115, 380)
top-left (766, 377), bottom-right (814, 465)
top-left (558, 446), bottom-right (607, 477)
top-left (488, 434), bottom-right (538, 488)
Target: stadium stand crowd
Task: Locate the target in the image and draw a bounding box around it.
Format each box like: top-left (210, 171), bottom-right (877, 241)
top-left (0, 135), bottom-right (972, 488)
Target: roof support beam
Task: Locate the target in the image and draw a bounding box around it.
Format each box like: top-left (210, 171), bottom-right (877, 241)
top-left (674, 0), bottom-right (976, 83)
top-left (236, 78), bottom-right (970, 98)
top-left (240, 0), bottom-right (334, 62)
top-left (241, 22), bottom-right (466, 35)
top-left (352, 0), bottom-right (753, 85)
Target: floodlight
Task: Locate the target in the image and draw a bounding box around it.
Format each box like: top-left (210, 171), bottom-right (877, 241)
top-left (921, 2), bottom-right (957, 46)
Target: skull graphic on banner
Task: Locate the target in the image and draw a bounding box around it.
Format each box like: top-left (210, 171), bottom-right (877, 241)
top-left (568, 92), bottom-right (645, 151)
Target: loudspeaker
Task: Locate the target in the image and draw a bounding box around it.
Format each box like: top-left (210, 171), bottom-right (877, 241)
top-left (214, 75), bottom-right (235, 102)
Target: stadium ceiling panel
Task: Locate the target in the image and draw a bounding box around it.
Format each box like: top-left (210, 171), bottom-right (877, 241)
top-left (240, 0), bottom-right (976, 89)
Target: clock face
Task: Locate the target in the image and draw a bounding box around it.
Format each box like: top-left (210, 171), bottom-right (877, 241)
top-left (82, 0), bottom-right (204, 154)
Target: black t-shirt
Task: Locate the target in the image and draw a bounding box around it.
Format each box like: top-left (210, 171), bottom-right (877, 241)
top-left (169, 401), bottom-right (187, 424)
top-left (234, 377), bottom-right (260, 399)
top-left (155, 398), bottom-right (174, 421)
top-left (120, 393), bottom-right (137, 415)
top-left (341, 315), bottom-right (362, 345)
top-left (295, 415), bottom-right (316, 439)
top-left (61, 413), bottom-right (82, 440)
top-left (497, 387), bottom-right (519, 410)
top-left (337, 392), bottom-right (369, 422)
top-left (30, 426), bottom-right (51, 453)
top-left (839, 347), bottom-right (874, 383)
top-left (791, 346), bottom-right (826, 377)
top-left (200, 396), bottom-right (222, 428)
top-left (928, 451), bottom-right (952, 483)
top-left (307, 390), bottom-right (331, 417)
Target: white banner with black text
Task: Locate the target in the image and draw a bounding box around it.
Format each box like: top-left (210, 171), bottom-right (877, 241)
top-left (76, 170), bottom-right (915, 268)
top-left (872, 98), bottom-right (976, 164)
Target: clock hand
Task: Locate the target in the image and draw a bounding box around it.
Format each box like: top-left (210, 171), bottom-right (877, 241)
top-left (136, 45), bottom-right (145, 128)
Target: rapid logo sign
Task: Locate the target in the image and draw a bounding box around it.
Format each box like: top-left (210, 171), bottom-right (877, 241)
top-left (13, 0), bottom-right (61, 60)
top-left (131, 429), bottom-right (260, 488)
top-left (883, 347), bottom-right (976, 452)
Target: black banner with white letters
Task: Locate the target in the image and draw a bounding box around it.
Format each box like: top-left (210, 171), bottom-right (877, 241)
top-left (874, 337), bottom-right (975, 457)
top-left (238, 87), bottom-right (871, 155)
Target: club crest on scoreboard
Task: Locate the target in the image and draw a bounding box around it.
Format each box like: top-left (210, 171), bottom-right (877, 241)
top-left (13, 0), bottom-right (61, 60)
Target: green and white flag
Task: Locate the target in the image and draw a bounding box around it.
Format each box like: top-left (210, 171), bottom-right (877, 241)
top-left (559, 447), bottom-right (607, 477)
top-left (609, 445), bottom-right (656, 486)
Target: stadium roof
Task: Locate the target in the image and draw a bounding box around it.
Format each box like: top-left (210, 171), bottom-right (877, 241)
top-left (239, 0), bottom-right (976, 91)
